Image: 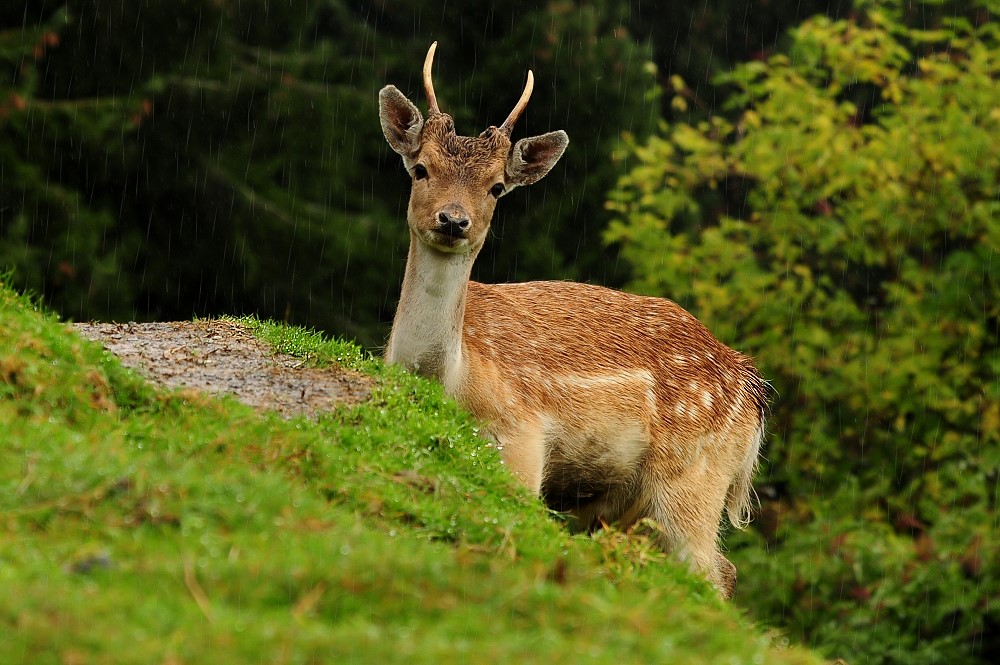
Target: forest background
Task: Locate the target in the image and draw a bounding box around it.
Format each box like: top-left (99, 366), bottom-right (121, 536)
top-left (2, 1), bottom-right (997, 664)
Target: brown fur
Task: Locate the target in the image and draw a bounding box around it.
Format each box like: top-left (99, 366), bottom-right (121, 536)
top-left (378, 47), bottom-right (765, 598)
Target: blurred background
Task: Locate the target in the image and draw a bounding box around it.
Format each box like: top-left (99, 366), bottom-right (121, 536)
top-left (2, 1), bottom-right (997, 663)
top-left (1, 0), bottom-right (853, 345)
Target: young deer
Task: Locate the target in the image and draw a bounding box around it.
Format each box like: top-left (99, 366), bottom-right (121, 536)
top-left (379, 43), bottom-right (767, 598)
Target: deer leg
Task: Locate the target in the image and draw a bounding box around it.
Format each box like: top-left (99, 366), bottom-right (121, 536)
top-left (715, 551), bottom-right (738, 599)
top-left (638, 460), bottom-right (736, 598)
top-left (492, 420), bottom-right (546, 495)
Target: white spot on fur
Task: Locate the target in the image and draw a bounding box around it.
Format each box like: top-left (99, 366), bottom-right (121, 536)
top-left (675, 401), bottom-right (701, 419)
top-left (701, 391), bottom-right (713, 408)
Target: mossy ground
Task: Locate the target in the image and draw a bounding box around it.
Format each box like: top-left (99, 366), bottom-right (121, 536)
top-left (0, 281), bottom-right (823, 665)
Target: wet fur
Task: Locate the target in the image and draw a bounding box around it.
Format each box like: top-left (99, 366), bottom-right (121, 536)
top-left (379, 65), bottom-right (765, 599)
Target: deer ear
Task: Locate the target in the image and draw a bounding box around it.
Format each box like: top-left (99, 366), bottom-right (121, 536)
top-left (379, 85), bottom-right (424, 157)
top-left (506, 131), bottom-right (569, 187)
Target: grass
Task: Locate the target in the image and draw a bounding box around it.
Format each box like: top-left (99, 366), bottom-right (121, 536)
top-left (0, 279), bottom-right (823, 665)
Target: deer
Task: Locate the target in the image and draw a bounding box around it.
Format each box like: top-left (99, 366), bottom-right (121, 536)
top-left (378, 42), bottom-right (767, 598)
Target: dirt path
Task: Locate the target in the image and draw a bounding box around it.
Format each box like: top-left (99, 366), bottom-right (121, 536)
top-left (73, 320), bottom-right (372, 418)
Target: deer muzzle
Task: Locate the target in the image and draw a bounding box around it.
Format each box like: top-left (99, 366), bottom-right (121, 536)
top-left (436, 205), bottom-right (471, 238)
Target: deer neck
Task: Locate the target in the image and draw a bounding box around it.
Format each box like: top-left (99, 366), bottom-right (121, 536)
top-left (387, 232), bottom-right (476, 385)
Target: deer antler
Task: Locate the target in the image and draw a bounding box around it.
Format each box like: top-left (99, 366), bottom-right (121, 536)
top-left (423, 42), bottom-right (441, 115)
top-left (499, 70), bottom-right (534, 135)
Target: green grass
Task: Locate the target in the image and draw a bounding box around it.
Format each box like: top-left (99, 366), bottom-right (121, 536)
top-left (0, 280), bottom-right (822, 665)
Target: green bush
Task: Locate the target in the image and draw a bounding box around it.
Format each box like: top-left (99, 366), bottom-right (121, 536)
top-left (606, 1), bottom-right (999, 663)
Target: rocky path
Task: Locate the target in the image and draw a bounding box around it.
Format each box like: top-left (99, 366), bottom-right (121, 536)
top-left (73, 320), bottom-right (372, 418)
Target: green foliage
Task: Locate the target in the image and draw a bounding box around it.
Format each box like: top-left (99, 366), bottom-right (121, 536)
top-left (623, 0), bottom-right (851, 110)
top-left (607, 1), bottom-right (999, 663)
top-left (0, 6), bottom-right (143, 320)
top-left (0, 277), bottom-right (825, 664)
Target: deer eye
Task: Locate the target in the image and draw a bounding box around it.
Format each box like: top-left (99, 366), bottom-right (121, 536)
top-left (489, 183), bottom-right (505, 199)
top-left (414, 164), bottom-right (428, 180)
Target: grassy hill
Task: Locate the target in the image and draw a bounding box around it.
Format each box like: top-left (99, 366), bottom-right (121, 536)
top-left (0, 279), bottom-right (823, 665)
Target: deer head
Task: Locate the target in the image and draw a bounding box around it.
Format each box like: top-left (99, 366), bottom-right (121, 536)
top-left (379, 42), bottom-right (569, 255)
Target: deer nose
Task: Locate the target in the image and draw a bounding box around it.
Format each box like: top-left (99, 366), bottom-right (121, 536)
top-left (436, 209), bottom-right (471, 237)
